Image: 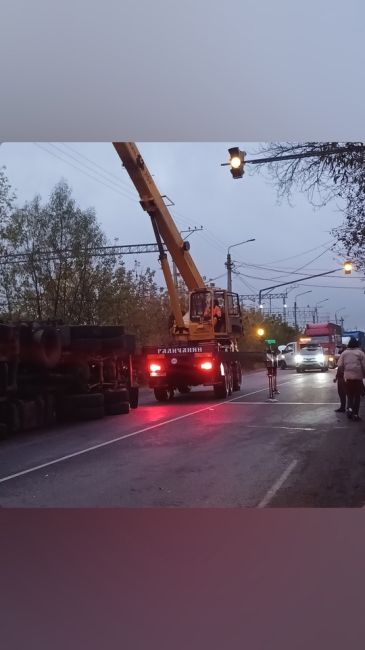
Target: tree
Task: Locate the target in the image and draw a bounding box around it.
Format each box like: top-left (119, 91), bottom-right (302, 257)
top-left (0, 180), bottom-right (118, 321)
top-left (250, 142), bottom-right (365, 269)
top-left (240, 307), bottom-right (298, 351)
top-left (0, 167), bottom-right (17, 316)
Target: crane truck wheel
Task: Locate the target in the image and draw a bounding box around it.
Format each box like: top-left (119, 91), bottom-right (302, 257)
top-left (227, 367), bottom-right (233, 396)
top-left (213, 364), bottom-right (229, 399)
top-left (178, 385), bottom-right (191, 394)
top-left (232, 364), bottom-right (242, 391)
top-left (154, 388), bottom-right (169, 402)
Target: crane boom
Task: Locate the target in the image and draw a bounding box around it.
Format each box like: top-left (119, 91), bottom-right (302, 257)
top-left (113, 143), bottom-right (205, 291)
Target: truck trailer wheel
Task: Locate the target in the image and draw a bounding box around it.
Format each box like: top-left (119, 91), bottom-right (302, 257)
top-left (129, 386), bottom-right (139, 409)
top-left (104, 388), bottom-right (129, 405)
top-left (105, 401), bottom-right (130, 415)
top-left (57, 393), bottom-right (105, 421)
top-left (72, 406), bottom-right (105, 421)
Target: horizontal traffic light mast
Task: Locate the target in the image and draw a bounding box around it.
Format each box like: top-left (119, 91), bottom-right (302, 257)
top-left (258, 263), bottom-right (352, 308)
top-left (222, 143), bottom-right (365, 178)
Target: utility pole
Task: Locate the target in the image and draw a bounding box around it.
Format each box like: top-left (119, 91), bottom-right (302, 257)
top-left (226, 251), bottom-right (233, 292)
top-left (226, 238), bottom-right (255, 292)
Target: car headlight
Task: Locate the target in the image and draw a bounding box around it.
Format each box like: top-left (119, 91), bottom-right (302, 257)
top-left (295, 354), bottom-right (303, 363)
top-left (316, 354), bottom-right (325, 362)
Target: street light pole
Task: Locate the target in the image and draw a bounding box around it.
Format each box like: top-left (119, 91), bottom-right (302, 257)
top-left (294, 290), bottom-right (312, 329)
top-left (313, 298), bottom-right (328, 323)
top-left (258, 266), bottom-right (350, 311)
top-left (226, 238), bottom-right (255, 292)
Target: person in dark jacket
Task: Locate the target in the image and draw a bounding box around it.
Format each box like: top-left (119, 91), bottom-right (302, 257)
top-left (333, 345), bottom-right (347, 412)
top-left (337, 338), bottom-right (365, 421)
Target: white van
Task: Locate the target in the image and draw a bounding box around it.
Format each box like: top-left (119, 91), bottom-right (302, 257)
top-left (280, 341), bottom-right (299, 369)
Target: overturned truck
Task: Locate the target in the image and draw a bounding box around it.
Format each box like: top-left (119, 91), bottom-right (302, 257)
top-left (0, 321), bottom-right (139, 438)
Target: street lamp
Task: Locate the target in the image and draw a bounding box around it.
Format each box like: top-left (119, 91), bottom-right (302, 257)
top-left (313, 298), bottom-right (328, 323)
top-left (294, 290), bottom-right (312, 329)
top-left (226, 238), bottom-right (255, 292)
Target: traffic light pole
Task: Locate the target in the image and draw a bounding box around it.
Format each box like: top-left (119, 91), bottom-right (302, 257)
top-left (258, 268), bottom-right (345, 309)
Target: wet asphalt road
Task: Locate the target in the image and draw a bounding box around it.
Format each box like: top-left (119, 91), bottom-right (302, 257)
top-left (1, 368), bottom-right (365, 507)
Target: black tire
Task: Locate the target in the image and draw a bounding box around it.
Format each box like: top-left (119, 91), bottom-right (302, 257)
top-left (105, 401), bottom-right (130, 415)
top-left (15, 399), bottom-right (38, 431)
top-left (213, 365), bottom-right (229, 399)
top-left (63, 393), bottom-right (105, 409)
top-left (35, 396), bottom-right (46, 428)
top-left (6, 402), bottom-right (21, 435)
top-left (178, 386), bottom-right (191, 394)
top-left (0, 422), bottom-right (8, 440)
top-left (154, 387), bottom-right (169, 402)
top-left (0, 362), bottom-right (8, 393)
top-left (104, 388), bottom-right (129, 405)
top-left (72, 405), bottom-right (105, 421)
top-left (0, 324), bottom-right (15, 344)
top-left (280, 361), bottom-right (287, 370)
top-left (296, 368), bottom-right (302, 373)
top-left (44, 393), bottom-right (56, 426)
top-left (31, 327), bottom-right (62, 368)
top-left (227, 366), bottom-right (233, 396)
top-left (232, 364), bottom-right (242, 391)
top-left (129, 386), bottom-right (139, 409)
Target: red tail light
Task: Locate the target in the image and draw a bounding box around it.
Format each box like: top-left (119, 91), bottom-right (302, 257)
top-left (200, 361), bottom-right (213, 370)
top-left (150, 363), bottom-right (162, 373)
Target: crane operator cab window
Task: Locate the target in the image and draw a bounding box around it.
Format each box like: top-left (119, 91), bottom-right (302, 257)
top-left (213, 291), bottom-right (225, 332)
top-left (190, 290), bottom-right (214, 323)
top-left (189, 290), bottom-right (225, 331)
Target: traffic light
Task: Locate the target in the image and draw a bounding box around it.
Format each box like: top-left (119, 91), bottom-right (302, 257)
top-left (344, 260), bottom-right (352, 274)
top-left (257, 327), bottom-right (265, 338)
top-left (228, 147), bottom-right (246, 179)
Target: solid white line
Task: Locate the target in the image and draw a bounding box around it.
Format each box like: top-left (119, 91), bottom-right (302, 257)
top-left (245, 426), bottom-right (314, 431)
top-left (0, 378), bottom-right (297, 484)
top-left (228, 402), bottom-right (339, 405)
top-left (257, 459), bottom-right (298, 508)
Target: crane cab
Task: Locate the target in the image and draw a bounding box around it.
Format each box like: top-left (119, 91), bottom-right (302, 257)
top-left (188, 288), bottom-right (243, 341)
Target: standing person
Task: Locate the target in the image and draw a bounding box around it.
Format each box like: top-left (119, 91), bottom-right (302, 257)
top-left (333, 345), bottom-right (347, 412)
top-left (337, 338), bottom-right (365, 421)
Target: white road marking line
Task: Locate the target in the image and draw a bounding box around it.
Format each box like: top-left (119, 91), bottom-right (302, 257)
top-left (229, 395), bottom-right (338, 406)
top-left (0, 379), bottom-right (297, 484)
top-left (245, 426), bottom-right (314, 431)
top-left (257, 460), bottom-right (298, 508)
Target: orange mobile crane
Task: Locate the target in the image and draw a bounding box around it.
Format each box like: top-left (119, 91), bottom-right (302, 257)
top-left (113, 142), bottom-right (245, 401)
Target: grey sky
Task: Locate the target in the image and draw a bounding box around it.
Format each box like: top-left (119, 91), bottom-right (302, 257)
top-left (1, 142), bottom-right (364, 330)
